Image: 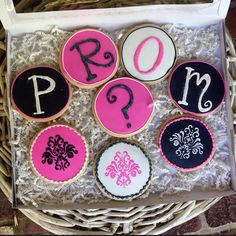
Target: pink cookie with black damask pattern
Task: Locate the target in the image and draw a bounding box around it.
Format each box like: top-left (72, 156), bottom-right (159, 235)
top-left (60, 29), bottom-right (119, 88)
top-left (93, 77), bottom-right (154, 137)
top-left (94, 140), bottom-right (153, 200)
top-left (29, 124), bottom-right (88, 183)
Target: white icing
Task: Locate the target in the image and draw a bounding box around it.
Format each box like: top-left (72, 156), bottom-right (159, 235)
top-left (178, 67), bottom-right (212, 113)
top-left (28, 75), bottom-right (56, 115)
top-left (169, 125), bottom-right (204, 159)
top-left (121, 26), bottom-right (176, 81)
top-left (96, 142), bottom-right (151, 198)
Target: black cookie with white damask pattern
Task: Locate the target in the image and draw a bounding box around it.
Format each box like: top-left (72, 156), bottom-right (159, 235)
top-left (168, 60), bottom-right (225, 115)
top-left (157, 116), bottom-right (215, 171)
top-left (11, 66), bottom-right (71, 121)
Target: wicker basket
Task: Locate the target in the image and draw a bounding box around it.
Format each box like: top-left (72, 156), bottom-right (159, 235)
top-left (0, 1), bottom-right (235, 234)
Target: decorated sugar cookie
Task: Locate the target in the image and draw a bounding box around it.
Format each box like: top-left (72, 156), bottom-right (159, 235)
top-left (168, 60), bottom-right (225, 115)
top-left (29, 124), bottom-right (88, 183)
top-left (93, 77), bottom-right (154, 137)
top-left (94, 140), bottom-right (152, 200)
top-left (120, 24), bottom-right (176, 83)
top-left (60, 29), bottom-right (119, 88)
top-left (11, 66), bottom-right (71, 121)
top-left (158, 116), bottom-right (215, 171)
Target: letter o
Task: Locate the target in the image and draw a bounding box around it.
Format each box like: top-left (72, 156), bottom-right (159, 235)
top-left (133, 36), bottom-right (164, 75)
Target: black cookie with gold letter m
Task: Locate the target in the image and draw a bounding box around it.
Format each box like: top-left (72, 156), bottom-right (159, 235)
top-left (11, 66), bottom-right (71, 121)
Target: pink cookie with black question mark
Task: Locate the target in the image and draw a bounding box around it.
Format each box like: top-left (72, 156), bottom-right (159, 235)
top-left (93, 77), bottom-right (154, 137)
top-left (60, 29), bottom-right (119, 89)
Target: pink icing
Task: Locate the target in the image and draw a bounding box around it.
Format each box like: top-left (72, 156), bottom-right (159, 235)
top-left (134, 36), bottom-right (164, 74)
top-left (94, 77), bottom-right (154, 136)
top-left (31, 125), bottom-right (87, 182)
top-left (60, 29), bottom-right (118, 86)
top-left (105, 151), bottom-right (141, 188)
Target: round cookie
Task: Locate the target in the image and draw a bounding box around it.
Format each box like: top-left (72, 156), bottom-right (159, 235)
top-left (168, 60), bottom-right (225, 115)
top-left (120, 24), bottom-right (176, 83)
top-left (157, 116), bottom-right (215, 171)
top-left (94, 140), bottom-right (152, 200)
top-left (60, 29), bottom-right (119, 88)
top-left (29, 124), bottom-right (88, 183)
top-left (11, 66), bottom-right (71, 122)
top-left (93, 77), bottom-right (154, 137)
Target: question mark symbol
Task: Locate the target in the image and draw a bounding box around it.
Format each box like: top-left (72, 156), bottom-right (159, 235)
top-left (106, 84), bottom-right (134, 128)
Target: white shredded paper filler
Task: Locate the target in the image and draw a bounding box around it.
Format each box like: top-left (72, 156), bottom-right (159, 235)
top-left (9, 24), bottom-right (231, 207)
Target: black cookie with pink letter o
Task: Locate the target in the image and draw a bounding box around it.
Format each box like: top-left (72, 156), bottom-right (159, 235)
top-left (11, 66), bottom-right (71, 121)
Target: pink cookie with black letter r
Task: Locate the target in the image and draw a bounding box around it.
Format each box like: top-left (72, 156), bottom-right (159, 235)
top-left (60, 29), bottom-right (119, 88)
top-left (93, 77), bottom-right (155, 137)
top-left (120, 24), bottom-right (176, 83)
top-left (29, 124), bottom-right (88, 183)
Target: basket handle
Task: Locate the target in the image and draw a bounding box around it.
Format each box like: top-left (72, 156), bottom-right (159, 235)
top-left (0, 0), bottom-right (17, 31)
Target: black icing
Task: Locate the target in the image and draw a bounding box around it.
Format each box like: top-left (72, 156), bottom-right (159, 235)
top-left (11, 67), bottom-right (70, 119)
top-left (169, 61), bottom-right (225, 114)
top-left (106, 84), bottom-right (134, 128)
top-left (70, 38), bottom-right (114, 81)
top-left (160, 118), bottom-right (214, 169)
top-left (42, 134), bottom-right (78, 171)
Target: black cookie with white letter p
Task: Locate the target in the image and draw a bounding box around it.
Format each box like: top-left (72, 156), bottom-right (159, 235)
top-left (11, 66), bottom-right (71, 121)
top-left (168, 60), bottom-right (225, 115)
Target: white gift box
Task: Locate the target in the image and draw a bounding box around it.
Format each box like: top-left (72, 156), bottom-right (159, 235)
top-left (0, 0), bottom-right (235, 209)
